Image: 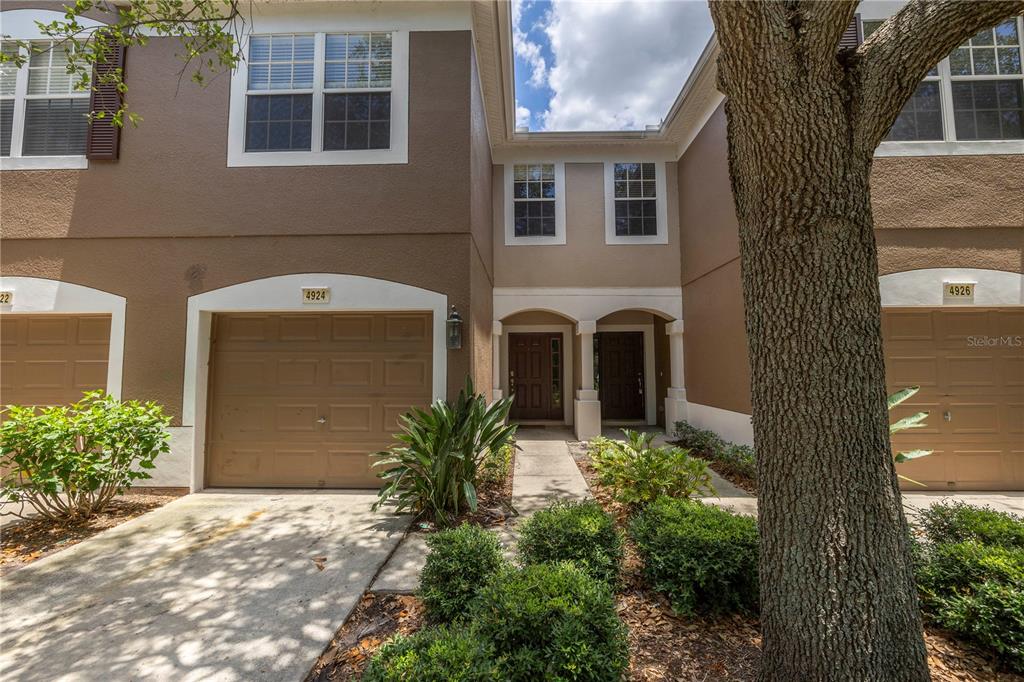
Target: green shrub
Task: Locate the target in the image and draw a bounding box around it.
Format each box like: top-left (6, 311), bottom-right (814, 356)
top-left (917, 502), bottom-right (1024, 549)
top-left (477, 442), bottom-right (513, 489)
top-left (362, 626), bottom-right (500, 682)
top-left (516, 500), bottom-right (623, 584)
top-left (916, 541), bottom-right (1024, 601)
top-left (373, 378), bottom-right (517, 526)
top-left (673, 421), bottom-right (757, 482)
top-left (0, 391), bottom-right (170, 521)
top-left (630, 497), bottom-right (759, 614)
top-left (590, 429), bottom-right (714, 506)
top-left (420, 524), bottom-right (508, 623)
top-left (471, 562), bottom-right (629, 681)
top-left (934, 581), bottom-right (1024, 673)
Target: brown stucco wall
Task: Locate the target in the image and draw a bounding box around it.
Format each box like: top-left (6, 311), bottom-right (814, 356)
top-left (1, 31), bottom-right (476, 239)
top-left (1, 235), bottom-right (476, 420)
top-left (492, 162), bottom-right (682, 288)
top-left (678, 102), bottom-right (1024, 417)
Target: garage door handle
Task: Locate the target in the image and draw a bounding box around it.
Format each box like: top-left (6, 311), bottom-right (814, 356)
top-left (317, 416), bottom-right (327, 424)
top-left (943, 411), bottom-right (951, 422)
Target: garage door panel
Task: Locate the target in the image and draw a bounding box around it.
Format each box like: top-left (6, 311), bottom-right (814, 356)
top-left (209, 445), bottom-right (265, 481)
top-left (276, 359), bottom-right (321, 387)
top-left (896, 448), bottom-right (951, 489)
top-left (27, 317), bottom-right (71, 345)
top-left (73, 360), bottom-right (108, 388)
top-left (884, 307), bottom-right (1023, 491)
top-left (24, 360), bottom-right (68, 389)
top-left (1, 318), bottom-right (18, 345)
top-left (207, 311), bottom-right (433, 488)
top-left (890, 401), bottom-right (943, 435)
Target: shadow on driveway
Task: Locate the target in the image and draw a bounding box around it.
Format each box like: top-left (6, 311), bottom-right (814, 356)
top-left (0, 491), bottom-right (409, 682)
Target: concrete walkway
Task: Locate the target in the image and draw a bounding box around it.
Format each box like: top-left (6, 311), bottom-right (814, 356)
top-left (0, 491), bottom-right (408, 682)
top-left (372, 428), bottom-right (589, 593)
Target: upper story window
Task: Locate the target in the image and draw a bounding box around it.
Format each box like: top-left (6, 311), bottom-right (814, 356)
top-left (513, 163), bottom-right (556, 237)
top-left (867, 16), bottom-right (1023, 153)
top-left (228, 30), bottom-right (408, 166)
top-left (603, 161), bottom-right (668, 245)
top-left (503, 162), bottom-right (566, 245)
top-left (1, 40), bottom-right (90, 166)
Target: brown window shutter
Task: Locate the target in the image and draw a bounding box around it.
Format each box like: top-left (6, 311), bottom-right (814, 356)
top-left (837, 14), bottom-right (863, 51)
top-left (86, 43), bottom-right (126, 160)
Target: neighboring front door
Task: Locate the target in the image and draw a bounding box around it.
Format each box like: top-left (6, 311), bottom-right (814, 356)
top-left (599, 331), bottom-right (645, 421)
top-left (508, 332), bottom-right (563, 421)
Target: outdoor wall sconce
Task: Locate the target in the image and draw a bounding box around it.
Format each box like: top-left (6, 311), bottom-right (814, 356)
top-left (446, 305), bottom-right (463, 350)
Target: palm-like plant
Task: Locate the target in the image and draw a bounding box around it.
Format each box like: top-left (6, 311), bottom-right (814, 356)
top-left (372, 378), bottom-right (516, 526)
top-left (888, 385), bottom-right (933, 486)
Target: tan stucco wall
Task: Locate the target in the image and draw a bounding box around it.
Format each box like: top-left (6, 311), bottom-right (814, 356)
top-left (678, 103), bottom-right (1024, 417)
top-left (1, 32), bottom-right (477, 240)
top-left (492, 162), bottom-right (682, 288)
top-left (1, 235), bottom-right (477, 421)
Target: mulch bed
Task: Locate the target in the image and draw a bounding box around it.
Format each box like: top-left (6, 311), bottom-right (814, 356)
top-left (0, 490), bottom-right (184, 576)
top-left (570, 444), bottom-right (1022, 682)
top-left (706, 462), bottom-right (758, 495)
top-left (305, 592), bottom-right (425, 682)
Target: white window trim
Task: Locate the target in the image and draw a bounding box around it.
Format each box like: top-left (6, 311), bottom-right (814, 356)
top-left (0, 9), bottom-right (102, 171)
top-left (503, 161), bottom-right (566, 246)
top-left (227, 29), bottom-right (409, 167)
top-left (603, 161), bottom-right (669, 245)
top-left (874, 15), bottom-right (1024, 156)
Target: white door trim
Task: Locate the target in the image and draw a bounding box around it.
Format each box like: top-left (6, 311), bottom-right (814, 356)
top-left (182, 273), bottom-right (447, 491)
top-left (0, 276), bottom-right (126, 398)
top-left (596, 323), bottom-right (657, 426)
top-left (501, 324), bottom-right (574, 425)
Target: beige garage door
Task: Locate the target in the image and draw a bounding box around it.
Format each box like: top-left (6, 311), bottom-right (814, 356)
top-left (884, 307), bottom-right (1023, 491)
top-left (206, 312), bottom-right (433, 488)
top-left (0, 314), bottom-right (111, 407)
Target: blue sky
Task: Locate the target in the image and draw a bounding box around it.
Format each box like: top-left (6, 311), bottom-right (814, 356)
top-left (512, 0), bottom-right (716, 132)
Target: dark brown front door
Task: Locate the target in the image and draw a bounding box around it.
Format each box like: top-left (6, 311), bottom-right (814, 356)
top-left (598, 331), bottom-right (645, 420)
top-left (509, 332), bottom-right (563, 421)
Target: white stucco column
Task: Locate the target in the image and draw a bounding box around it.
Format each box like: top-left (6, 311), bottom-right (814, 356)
top-left (574, 320), bottom-right (601, 440)
top-left (665, 320), bottom-right (688, 431)
top-left (491, 321), bottom-right (503, 401)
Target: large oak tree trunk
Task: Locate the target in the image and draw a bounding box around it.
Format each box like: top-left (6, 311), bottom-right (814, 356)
top-left (713, 8), bottom-right (928, 679)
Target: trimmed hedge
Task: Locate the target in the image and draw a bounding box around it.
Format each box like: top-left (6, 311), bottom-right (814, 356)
top-left (471, 562), bottom-right (629, 681)
top-left (916, 541), bottom-right (1024, 600)
top-left (630, 497), bottom-right (759, 614)
top-left (362, 626), bottom-right (499, 682)
top-left (673, 420), bottom-right (757, 484)
top-left (420, 524), bottom-right (507, 623)
top-left (917, 501), bottom-right (1024, 549)
top-left (934, 580), bottom-right (1024, 673)
top-left (516, 500), bottom-right (623, 584)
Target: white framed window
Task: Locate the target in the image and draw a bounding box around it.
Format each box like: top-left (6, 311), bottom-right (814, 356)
top-left (1, 39), bottom-right (90, 170)
top-left (870, 16), bottom-right (1024, 156)
top-left (503, 162), bottom-right (566, 246)
top-left (227, 29), bottom-right (408, 166)
top-left (603, 161), bottom-right (668, 245)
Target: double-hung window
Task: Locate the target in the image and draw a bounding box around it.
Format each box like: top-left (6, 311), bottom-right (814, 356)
top-left (503, 162), bottom-right (566, 245)
top-left (230, 30), bottom-right (407, 166)
top-left (603, 161), bottom-right (668, 244)
top-left (1, 40), bottom-right (91, 165)
top-left (867, 16), bottom-right (1023, 150)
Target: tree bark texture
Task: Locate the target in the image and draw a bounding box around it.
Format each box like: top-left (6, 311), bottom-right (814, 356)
top-left (707, 1), bottom-right (1024, 680)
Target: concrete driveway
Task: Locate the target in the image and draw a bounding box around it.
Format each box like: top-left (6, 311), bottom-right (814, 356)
top-left (0, 491), bottom-right (409, 682)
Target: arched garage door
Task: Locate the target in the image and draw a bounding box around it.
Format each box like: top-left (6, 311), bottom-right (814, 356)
top-left (884, 307), bottom-right (1023, 491)
top-left (205, 311), bottom-right (433, 488)
top-left (0, 314), bottom-right (111, 406)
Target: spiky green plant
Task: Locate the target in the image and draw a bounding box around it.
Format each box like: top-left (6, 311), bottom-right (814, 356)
top-left (372, 378), bottom-right (516, 526)
top-left (887, 385), bottom-right (933, 486)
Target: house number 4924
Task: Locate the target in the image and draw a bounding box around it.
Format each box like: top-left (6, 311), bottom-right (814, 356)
top-left (302, 287), bottom-right (331, 304)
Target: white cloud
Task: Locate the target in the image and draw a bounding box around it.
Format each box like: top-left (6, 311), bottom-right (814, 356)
top-left (515, 105), bottom-right (532, 128)
top-left (538, 0), bottom-right (714, 131)
top-left (512, 0), bottom-right (549, 88)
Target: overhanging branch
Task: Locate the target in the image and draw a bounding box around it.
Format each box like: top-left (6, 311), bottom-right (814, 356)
top-left (851, 0), bottom-right (1024, 154)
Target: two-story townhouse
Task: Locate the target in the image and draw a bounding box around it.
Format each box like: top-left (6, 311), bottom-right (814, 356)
top-left (1, 1), bottom-right (1021, 493)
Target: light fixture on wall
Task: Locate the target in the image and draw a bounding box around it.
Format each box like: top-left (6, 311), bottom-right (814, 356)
top-left (446, 305), bottom-right (463, 350)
